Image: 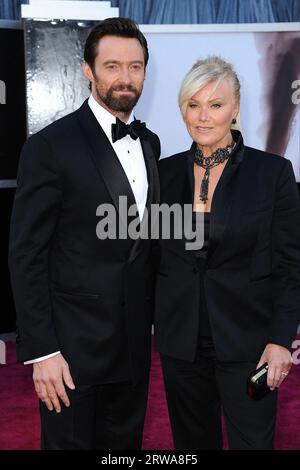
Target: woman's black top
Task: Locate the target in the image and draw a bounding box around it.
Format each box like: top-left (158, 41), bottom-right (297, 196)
top-left (191, 211), bottom-right (212, 338)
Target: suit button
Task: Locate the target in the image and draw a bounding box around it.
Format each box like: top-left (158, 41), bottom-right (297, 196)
top-left (121, 301), bottom-right (126, 307)
top-left (193, 267), bottom-right (198, 274)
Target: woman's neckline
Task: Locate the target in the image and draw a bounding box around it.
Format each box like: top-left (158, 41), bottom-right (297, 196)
top-left (192, 211), bottom-right (211, 214)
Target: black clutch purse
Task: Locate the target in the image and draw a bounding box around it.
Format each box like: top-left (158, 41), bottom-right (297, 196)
top-left (247, 363), bottom-right (270, 400)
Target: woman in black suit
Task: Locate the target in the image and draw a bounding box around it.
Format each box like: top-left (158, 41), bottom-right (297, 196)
top-left (154, 56), bottom-right (300, 450)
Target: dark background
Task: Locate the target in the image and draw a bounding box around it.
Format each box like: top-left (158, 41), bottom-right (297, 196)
top-left (0, 28), bottom-right (26, 178)
top-left (0, 26), bottom-right (26, 332)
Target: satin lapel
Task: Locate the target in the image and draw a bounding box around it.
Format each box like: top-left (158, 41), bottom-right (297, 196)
top-left (184, 143), bottom-right (200, 266)
top-left (141, 139), bottom-right (160, 208)
top-left (207, 141), bottom-right (245, 264)
top-left (76, 100), bottom-right (136, 223)
top-left (127, 137), bottom-right (160, 264)
top-left (185, 143), bottom-right (196, 205)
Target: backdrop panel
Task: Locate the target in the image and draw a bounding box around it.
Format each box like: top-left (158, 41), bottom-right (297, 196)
top-left (136, 28), bottom-right (300, 180)
top-left (24, 21), bottom-right (300, 179)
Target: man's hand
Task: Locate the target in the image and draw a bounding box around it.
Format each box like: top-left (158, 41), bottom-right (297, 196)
top-left (33, 353), bottom-right (75, 412)
top-left (257, 343), bottom-right (292, 391)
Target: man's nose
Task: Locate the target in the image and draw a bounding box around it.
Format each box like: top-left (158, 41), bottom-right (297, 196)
top-left (119, 67), bottom-right (131, 84)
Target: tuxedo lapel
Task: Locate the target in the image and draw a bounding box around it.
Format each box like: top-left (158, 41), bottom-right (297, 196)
top-left (76, 100), bottom-right (159, 264)
top-left (76, 100), bottom-right (136, 223)
top-left (127, 137), bottom-right (160, 264)
top-left (141, 139), bottom-right (160, 209)
top-left (185, 143), bottom-right (196, 205)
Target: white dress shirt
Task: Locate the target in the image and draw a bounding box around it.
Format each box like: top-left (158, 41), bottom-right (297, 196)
top-left (89, 94), bottom-right (148, 220)
top-left (24, 95), bottom-right (149, 365)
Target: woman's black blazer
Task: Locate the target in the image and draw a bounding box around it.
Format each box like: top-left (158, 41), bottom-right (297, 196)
top-left (154, 131), bottom-right (300, 362)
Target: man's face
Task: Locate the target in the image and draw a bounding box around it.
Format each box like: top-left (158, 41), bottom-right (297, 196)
top-left (84, 35), bottom-right (146, 115)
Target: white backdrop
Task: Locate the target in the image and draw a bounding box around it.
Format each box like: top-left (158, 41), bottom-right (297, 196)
top-left (23, 21), bottom-right (300, 181)
top-left (136, 25), bottom-right (300, 180)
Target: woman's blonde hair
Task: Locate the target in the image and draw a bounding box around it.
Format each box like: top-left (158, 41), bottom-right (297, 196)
top-left (178, 56), bottom-right (240, 121)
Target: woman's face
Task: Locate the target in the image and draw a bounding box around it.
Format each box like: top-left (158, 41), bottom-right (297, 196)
top-left (184, 79), bottom-right (239, 156)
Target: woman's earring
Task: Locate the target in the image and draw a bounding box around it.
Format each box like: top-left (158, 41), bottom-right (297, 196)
top-left (232, 118), bottom-right (237, 125)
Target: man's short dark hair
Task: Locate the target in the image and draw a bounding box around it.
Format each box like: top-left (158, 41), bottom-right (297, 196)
top-left (84, 17), bottom-right (149, 71)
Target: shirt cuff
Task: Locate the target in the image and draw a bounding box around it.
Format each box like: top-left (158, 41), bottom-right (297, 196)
top-left (24, 351), bottom-right (61, 365)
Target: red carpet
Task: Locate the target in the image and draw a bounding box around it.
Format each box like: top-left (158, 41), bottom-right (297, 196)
top-left (0, 340), bottom-right (299, 450)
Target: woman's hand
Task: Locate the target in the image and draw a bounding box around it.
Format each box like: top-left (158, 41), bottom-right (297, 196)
top-left (257, 343), bottom-right (292, 391)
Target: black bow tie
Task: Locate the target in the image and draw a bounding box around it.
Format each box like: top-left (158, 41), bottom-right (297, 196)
top-left (111, 117), bottom-right (147, 143)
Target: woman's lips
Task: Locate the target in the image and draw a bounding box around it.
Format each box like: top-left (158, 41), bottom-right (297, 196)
top-left (196, 126), bottom-right (213, 132)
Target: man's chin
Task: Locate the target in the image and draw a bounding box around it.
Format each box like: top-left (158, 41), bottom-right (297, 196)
top-left (110, 97), bottom-right (139, 113)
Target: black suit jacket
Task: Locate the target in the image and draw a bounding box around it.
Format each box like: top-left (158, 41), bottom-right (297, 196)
top-left (9, 99), bottom-right (160, 384)
top-left (155, 131), bottom-right (300, 363)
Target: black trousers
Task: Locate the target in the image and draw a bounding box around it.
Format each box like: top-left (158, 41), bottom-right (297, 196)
top-left (40, 377), bottom-right (149, 450)
top-left (160, 338), bottom-right (277, 450)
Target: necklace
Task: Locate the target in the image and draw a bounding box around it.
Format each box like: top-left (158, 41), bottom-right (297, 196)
top-left (194, 141), bottom-right (234, 204)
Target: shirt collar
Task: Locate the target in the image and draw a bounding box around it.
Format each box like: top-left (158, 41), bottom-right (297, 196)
top-left (88, 94), bottom-right (135, 143)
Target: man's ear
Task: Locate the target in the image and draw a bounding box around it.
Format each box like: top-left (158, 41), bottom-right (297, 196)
top-left (82, 61), bottom-right (94, 82)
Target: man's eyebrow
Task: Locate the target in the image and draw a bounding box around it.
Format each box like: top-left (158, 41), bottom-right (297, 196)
top-left (103, 60), bottom-right (144, 65)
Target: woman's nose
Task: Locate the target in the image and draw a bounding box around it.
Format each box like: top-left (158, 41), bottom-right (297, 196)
top-left (198, 107), bottom-right (209, 121)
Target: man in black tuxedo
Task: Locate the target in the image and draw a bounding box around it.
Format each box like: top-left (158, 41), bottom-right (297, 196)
top-left (8, 18), bottom-right (160, 450)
